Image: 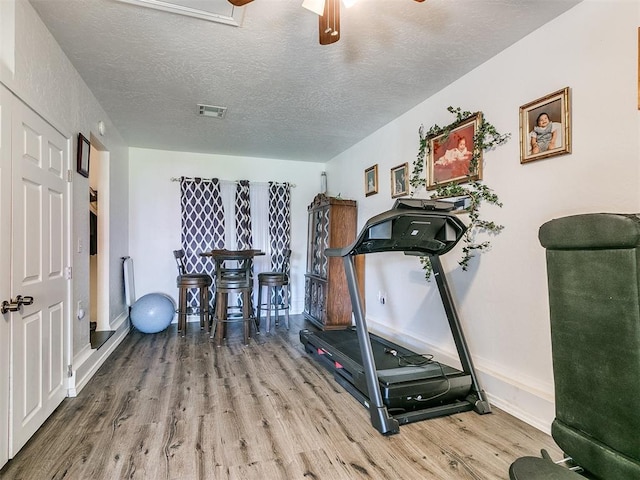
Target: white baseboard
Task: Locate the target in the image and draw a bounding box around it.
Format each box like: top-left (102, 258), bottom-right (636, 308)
top-left (68, 312), bottom-right (130, 397)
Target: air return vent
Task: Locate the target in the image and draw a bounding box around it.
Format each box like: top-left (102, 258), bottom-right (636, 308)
top-left (114, 0), bottom-right (244, 26)
top-left (198, 104), bottom-right (227, 119)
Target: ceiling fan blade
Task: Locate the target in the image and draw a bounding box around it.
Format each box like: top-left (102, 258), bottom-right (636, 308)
top-left (319, 0), bottom-right (340, 45)
top-left (228, 0), bottom-right (254, 6)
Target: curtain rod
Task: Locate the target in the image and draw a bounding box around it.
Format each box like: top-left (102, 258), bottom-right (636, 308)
top-left (170, 177), bottom-right (295, 187)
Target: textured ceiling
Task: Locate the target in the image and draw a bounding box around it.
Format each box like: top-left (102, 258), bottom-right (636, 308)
top-left (29, 0), bottom-right (582, 162)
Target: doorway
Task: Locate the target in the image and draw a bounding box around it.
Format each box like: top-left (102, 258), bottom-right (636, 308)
top-left (88, 140), bottom-right (113, 349)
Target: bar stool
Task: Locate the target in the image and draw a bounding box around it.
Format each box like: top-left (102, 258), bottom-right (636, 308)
top-left (256, 249), bottom-right (290, 333)
top-left (173, 250), bottom-right (213, 336)
top-left (212, 260), bottom-right (254, 346)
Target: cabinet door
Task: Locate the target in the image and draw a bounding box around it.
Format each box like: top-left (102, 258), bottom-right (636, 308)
top-left (310, 278), bottom-right (326, 324)
top-left (310, 207), bottom-right (329, 277)
top-left (304, 276), bottom-right (311, 315)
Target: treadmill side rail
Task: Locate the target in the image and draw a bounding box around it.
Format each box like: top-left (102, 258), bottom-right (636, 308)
top-left (430, 255), bottom-right (491, 414)
top-left (343, 255), bottom-right (400, 435)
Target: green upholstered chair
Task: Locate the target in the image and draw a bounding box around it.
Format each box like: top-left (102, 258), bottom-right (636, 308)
top-left (510, 213), bottom-right (640, 480)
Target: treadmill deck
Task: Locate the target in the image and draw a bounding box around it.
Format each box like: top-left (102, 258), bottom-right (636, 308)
top-left (300, 328), bottom-right (473, 413)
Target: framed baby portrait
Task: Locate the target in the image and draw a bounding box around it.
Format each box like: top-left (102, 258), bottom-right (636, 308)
top-left (364, 164), bottom-right (378, 196)
top-left (519, 87), bottom-right (571, 164)
top-left (426, 112), bottom-right (482, 190)
top-left (390, 163), bottom-right (409, 198)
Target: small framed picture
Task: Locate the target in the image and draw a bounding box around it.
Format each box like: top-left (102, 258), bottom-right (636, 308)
top-left (364, 164), bottom-right (378, 196)
top-left (390, 163), bottom-right (409, 198)
top-left (427, 112), bottom-right (482, 190)
top-left (519, 87), bottom-right (571, 164)
top-left (77, 133), bottom-right (90, 178)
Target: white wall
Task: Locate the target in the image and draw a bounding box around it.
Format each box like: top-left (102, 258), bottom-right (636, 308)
top-left (128, 148), bottom-right (325, 314)
top-left (326, 0), bottom-right (640, 432)
top-left (2, 0), bottom-right (130, 359)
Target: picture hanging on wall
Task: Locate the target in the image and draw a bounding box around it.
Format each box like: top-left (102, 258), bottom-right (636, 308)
top-left (364, 164), bottom-right (378, 196)
top-left (519, 87), bottom-right (571, 164)
top-left (426, 112), bottom-right (482, 190)
top-left (77, 133), bottom-right (90, 178)
top-left (390, 163), bottom-right (409, 198)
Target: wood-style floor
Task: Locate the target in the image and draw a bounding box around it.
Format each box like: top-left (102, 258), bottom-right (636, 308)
top-left (0, 315), bottom-right (561, 480)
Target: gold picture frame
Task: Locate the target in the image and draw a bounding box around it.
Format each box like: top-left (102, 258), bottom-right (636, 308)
top-left (519, 87), bottom-right (571, 164)
top-left (390, 163), bottom-right (409, 198)
top-left (364, 164), bottom-right (378, 196)
top-left (426, 112), bottom-right (482, 190)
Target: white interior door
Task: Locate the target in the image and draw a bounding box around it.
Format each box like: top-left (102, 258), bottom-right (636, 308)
top-left (0, 83), bottom-right (12, 470)
top-left (9, 96), bottom-right (69, 457)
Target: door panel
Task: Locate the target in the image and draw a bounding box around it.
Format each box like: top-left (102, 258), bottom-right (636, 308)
top-left (10, 98), bottom-right (69, 457)
top-left (48, 303), bottom-right (64, 400)
top-left (20, 311), bottom-right (42, 422)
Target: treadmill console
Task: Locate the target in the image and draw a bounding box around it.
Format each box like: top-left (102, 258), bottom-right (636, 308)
top-left (327, 200), bottom-right (467, 257)
top-left (392, 198), bottom-right (456, 211)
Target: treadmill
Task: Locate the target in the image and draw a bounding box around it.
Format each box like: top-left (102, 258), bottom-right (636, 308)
top-left (299, 198), bottom-right (491, 435)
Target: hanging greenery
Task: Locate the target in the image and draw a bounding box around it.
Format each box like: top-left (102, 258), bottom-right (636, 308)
top-left (410, 107), bottom-right (510, 280)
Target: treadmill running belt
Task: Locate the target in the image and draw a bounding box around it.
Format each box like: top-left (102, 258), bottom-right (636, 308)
top-left (311, 328), bottom-right (437, 372)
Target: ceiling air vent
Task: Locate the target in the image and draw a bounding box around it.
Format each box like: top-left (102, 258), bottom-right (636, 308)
top-left (113, 0), bottom-right (244, 27)
top-left (198, 104), bottom-right (227, 119)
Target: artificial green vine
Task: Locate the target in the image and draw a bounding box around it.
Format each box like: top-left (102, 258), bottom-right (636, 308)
top-left (410, 107), bottom-right (510, 279)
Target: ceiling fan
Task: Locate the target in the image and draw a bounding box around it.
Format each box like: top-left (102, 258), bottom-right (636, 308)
top-left (227, 0), bottom-right (425, 45)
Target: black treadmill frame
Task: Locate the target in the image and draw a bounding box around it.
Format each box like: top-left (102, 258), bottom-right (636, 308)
top-left (306, 199), bottom-right (491, 435)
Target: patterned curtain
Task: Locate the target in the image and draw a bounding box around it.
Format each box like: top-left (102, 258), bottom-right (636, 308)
top-left (268, 182), bottom-right (292, 304)
top-left (180, 177), bottom-right (225, 306)
top-left (233, 180), bottom-right (253, 308)
top-left (235, 180), bottom-right (252, 249)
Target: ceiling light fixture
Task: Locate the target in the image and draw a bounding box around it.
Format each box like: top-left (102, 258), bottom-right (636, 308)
top-left (228, 0), bottom-right (425, 45)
